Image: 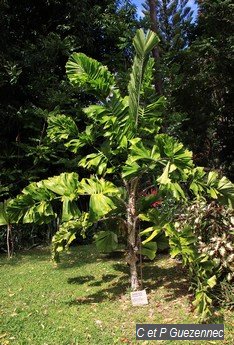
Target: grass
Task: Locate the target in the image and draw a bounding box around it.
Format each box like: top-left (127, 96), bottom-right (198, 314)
top-left (0, 244), bottom-right (233, 345)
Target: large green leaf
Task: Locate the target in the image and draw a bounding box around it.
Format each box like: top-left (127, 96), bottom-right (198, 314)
top-left (78, 177), bottom-right (120, 221)
top-left (89, 194), bottom-right (116, 221)
top-left (61, 197), bottom-right (81, 222)
top-left (122, 161), bottom-right (142, 179)
top-left (52, 213), bottom-right (91, 262)
top-left (189, 169), bottom-right (234, 207)
top-left (65, 125), bottom-right (95, 153)
top-left (7, 181), bottom-right (56, 223)
top-left (155, 134), bottom-right (193, 170)
top-left (217, 176), bottom-right (234, 208)
top-left (128, 29), bottom-right (159, 130)
top-left (140, 241), bottom-right (157, 260)
top-left (0, 201), bottom-right (9, 225)
top-left (23, 200), bottom-right (55, 224)
top-left (83, 92), bottom-right (131, 147)
top-left (141, 226), bottom-right (162, 245)
top-left (78, 177), bottom-right (119, 195)
top-left (22, 181), bottom-right (55, 201)
top-left (47, 114), bottom-right (78, 142)
top-left (43, 172), bottom-right (79, 197)
top-left (94, 230), bottom-right (118, 252)
top-left (66, 53), bottom-right (115, 99)
top-left (133, 29), bottom-right (160, 60)
top-left (8, 194), bottom-right (55, 224)
top-left (79, 152), bottom-right (108, 176)
top-left (189, 167), bottom-right (206, 195)
top-left (122, 139), bottom-right (161, 179)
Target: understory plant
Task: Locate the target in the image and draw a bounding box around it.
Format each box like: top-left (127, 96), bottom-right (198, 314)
top-left (175, 200), bottom-right (234, 312)
top-left (2, 29), bottom-right (234, 320)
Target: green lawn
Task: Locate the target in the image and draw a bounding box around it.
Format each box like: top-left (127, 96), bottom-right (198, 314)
top-left (0, 245), bottom-right (233, 345)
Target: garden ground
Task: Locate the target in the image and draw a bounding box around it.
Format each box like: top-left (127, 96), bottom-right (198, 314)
top-left (0, 244), bottom-right (233, 345)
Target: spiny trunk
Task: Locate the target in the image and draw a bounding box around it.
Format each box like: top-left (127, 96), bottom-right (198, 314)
top-left (125, 178), bottom-right (140, 290)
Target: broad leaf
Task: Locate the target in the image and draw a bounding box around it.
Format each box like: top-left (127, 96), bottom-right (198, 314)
top-left (47, 114), bottom-right (78, 142)
top-left (61, 197), bottom-right (81, 222)
top-left (141, 226), bottom-right (162, 245)
top-left (43, 172), bottom-right (79, 197)
top-left (94, 231), bottom-right (118, 252)
top-left (66, 52), bottom-right (115, 99)
top-left (128, 29), bottom-right (159, 130)
top-left (140, 242), bottom-right (157, 260)
top-left (0, 201), bottom-right (10, 225)
top-left (78, 177), bottom-right (120, 221)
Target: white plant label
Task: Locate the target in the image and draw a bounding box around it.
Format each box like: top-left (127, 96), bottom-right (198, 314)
top-left (131, 289), bottom-right (148, 306)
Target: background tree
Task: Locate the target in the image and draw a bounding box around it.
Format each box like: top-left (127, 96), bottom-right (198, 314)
top-left (171, 0), bottom-right (234, 179)
top-left (141, 0), bottom-right (194, 94)
top-left (0, 0), bottom-right (138, 200)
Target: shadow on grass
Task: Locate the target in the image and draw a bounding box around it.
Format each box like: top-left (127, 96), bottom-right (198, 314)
top-left (0, 247), bottom-right (51, 266)
top-left (67, 275), bottom-right (129, 305)
top-left (67, 255), bottom-right (190, 306)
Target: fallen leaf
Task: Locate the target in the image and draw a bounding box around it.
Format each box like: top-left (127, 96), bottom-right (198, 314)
top-left (95, 320), bottom-right (102, 326)
top-left (163, 318), bottom-right (174, 323)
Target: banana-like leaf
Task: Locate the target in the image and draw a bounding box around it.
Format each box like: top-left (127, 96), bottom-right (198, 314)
top-left (61, 197), bottom-right (81, 222)
top-left (140, 241), bottom-right (157, 260)
top-left (0, 200), bottom-right (10, 225)
top-left (65, 125), bottom-right (95, 153)
top-left (83, 91), bottom-right (131, 147)
top-left (79, 152), bottom-right (108, 176)
top-left (160, 181), bottom-right (186, 199)
top-left (52, 213), bottom-right (91, 262)
top-left (155, 134), bottom-right (193, 169)
top-left (66, 52), bottom-right (115, 99)
top-left (78, 177), bottom-right (120, 221)
top-left (133, 29), bottom-right (160, 59)
top-left (23, 201), bottom-right (55, 224)
top-left (43, 172), bottom-right (79, 197)
top-left (94, 230), bottom-right (118, 252)
top-left (128, 29), bottom-right (159, 130)
top-left (47, 114), bottom-right (78, 142)
top-left (141, 226), bottom-right (162, 245)
top-left (7, 181), bottom-right (56, 223)
top-left (217, 176), bottom-right (234, 208)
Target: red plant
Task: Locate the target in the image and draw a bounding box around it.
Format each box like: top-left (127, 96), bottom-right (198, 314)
top-left (140, 187), bottom-right (162, 208)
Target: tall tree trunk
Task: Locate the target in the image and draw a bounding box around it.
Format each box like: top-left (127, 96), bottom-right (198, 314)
top-left (148, 0), bottom-right (163, 95)
top-left (125, 178), bottom-right (140, 290)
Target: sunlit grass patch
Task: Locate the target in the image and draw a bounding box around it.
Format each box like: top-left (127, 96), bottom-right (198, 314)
top-left (0, 245), bottom-right (233, 345)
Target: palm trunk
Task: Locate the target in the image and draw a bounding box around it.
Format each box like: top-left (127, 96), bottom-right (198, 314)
top-left (125, 178), bottom-right (140, 290)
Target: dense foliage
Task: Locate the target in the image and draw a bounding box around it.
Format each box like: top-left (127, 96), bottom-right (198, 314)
top-left (1, 29), bottom-right (233, 321)
top-left (0, 0), bottom-right (138, 200)
top-left (0, 0), bottom-right (233, 322)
